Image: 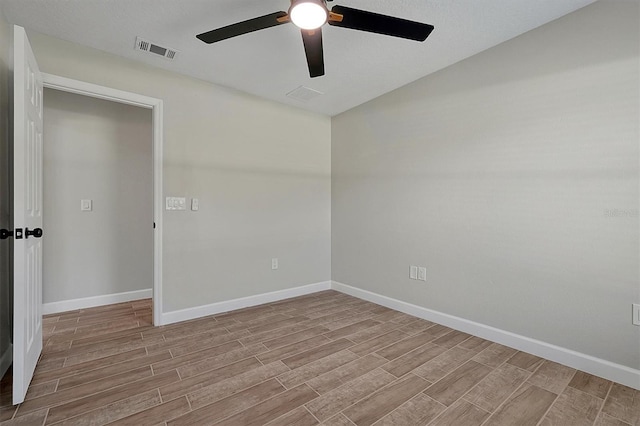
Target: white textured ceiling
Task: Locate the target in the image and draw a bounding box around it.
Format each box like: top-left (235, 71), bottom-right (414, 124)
top-left (0, 0), bottom-right (597, 116)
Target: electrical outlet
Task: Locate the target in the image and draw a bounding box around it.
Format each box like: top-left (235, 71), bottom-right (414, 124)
top-left (418, 267), bottom-right (427, 281)
top-left (271, 258), bottom-right (278, 270)
top-left (410, 266), bottom-right (418, 280)
top-left (633, 304), bottom-right (640, 326)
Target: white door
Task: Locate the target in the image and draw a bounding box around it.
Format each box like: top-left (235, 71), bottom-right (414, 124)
top-left (12, 25), bottom-right (44, 405)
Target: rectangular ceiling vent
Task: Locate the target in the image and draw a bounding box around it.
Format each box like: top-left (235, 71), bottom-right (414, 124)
top-left (135, 37), bottom-right (179, 60)
top-left (286, 86), bottom-right (324, 102)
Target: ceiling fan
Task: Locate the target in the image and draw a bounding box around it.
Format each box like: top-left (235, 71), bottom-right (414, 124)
top-left (196, 0), bottom-right (434, 78)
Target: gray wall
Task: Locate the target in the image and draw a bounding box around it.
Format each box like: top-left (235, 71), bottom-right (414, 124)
top-left (332, 0), bottom-right (639, 370)
top-left (26, 31), bottom-right (331, 313)
top-left (0, 9), bottom-right (12, 376)
top-left (43, 89), bottom-right (153, 303)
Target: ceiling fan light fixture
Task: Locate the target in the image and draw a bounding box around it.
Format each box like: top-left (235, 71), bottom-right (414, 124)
top-left (289, 0), bottom-right (328, 30)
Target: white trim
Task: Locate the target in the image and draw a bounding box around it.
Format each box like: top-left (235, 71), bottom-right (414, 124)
top-left (331, 281), bottom-right (640, 390)
top-left (161, 281), bottom-right (332, 325)
top-left (41, 73), bottom-right (164, 326)
top-left (0, 344), bottom-right (12, 379)
top-left (42, 289), bottom-right (153, 315)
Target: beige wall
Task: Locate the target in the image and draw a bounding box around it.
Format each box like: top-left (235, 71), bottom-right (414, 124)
top-left (332, 0), bottom-right (639, 369)
top-left (43, 89), bottom-right (153, 303)
top-left (0, 9), bottom-right (12, 374)
top-left (26, 31), bottom-right (331, 313)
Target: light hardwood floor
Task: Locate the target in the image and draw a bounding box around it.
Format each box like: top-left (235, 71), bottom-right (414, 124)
top-left (0, 290), bottom-right (638, 425)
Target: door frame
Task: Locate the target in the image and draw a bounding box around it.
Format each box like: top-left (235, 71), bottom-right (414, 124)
top-left (41, 73), bottom-right (164, 326)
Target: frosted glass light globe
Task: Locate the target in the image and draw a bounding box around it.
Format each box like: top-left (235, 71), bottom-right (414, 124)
top-left (290, 1), bottom-right (328, 30)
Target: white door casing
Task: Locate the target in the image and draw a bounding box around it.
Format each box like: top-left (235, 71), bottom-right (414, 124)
top-left (13, 25), bottom-right (44, 405)
top-left (41, 73), bottom-right (164, 327)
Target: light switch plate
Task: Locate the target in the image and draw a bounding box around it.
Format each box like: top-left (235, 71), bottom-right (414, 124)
top-left (176, 197), bottom-right (186, 210)
top-left (409, 266), bottom-right (418, 280)
top-left (418, 267), bottom-right (427, 281)
top-left (166, 197), bottom-right (187, 210)
top-left (191, 198), bottom-right (199, 211)
top-left (633, 304), bottom-right (640, 326)
top-left (80, 199), bottom-right (92, 211)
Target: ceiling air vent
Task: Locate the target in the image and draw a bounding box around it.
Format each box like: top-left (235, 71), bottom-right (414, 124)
top-left (286, 86), bottom-right (324, 102)
top-left (135, 37), bottom-right (179, 60)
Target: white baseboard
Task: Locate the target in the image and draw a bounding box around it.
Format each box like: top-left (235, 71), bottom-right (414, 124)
top-left (42, 289), bottom-right (153, 315)
top-left (161, 281), bottom-right (332, 326)
top-left (0, 344), bottom-right (12, 379)
top-left (331, 281), bottom-right (640, 390)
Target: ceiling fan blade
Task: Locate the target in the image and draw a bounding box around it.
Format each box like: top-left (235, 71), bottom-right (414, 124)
top-left (301, 29), bottom-right (325, 78)
top-left (328, 5), bottom-right (434, 42)
top-left (197, 11), bottom-right (288, 44)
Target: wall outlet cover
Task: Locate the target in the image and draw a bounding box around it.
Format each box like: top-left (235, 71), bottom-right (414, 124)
top-left (271, 258), bottom-right (278, 270)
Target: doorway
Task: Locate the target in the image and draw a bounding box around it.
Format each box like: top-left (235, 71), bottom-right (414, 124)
top-left (42, 73), bottom-right (164, 326)
top-left (42, 89), bottom-right (153, 314)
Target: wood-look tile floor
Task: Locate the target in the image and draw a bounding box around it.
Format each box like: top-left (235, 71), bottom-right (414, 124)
top-left (0, 290), bottom-right (638, 425)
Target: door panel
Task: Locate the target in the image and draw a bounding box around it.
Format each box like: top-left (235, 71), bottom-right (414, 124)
top-left (13, 25), bottom-right (43, 405)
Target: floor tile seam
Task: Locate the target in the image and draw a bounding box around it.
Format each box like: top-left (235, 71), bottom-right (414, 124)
top-left (525, 366), bottom-right (578, 397)
top-left (27, 376), bottom-right (60, 394)
top-left (277, 337), bottom-right (354, 368)
top-left (423, 400), bottom-right (459, 426)
top-left (17, 366), bottom-right (169, 418)
top-left (148, 335), bottom-right (246, 358)
top-left (444, 361), bottom-right (521, 414)
top-left (593, 380), bottom-right (616, 425)
top-left (311, 371), bottom-right (428, 424)
top-left (348, 329), bottom-right (421, 358)
top-left (183, 361), bottom-right (292, 409)
top-left (40, 407), bottom-right (48, 426)
top-left (302, 366), bottom-right (395, 413)
top-left (23, 366), bottom-right (153, 415)
top-left (156, 345), bottom-right (265, 378)
top-left (369, 388), bottom-right (448, 426)
top-left (45, 335), bottom-right (147, 359)
top-left (339, 373), bottom-right (431, 425)
top-left (302, 352), bottom-right (385, 394)
top-left (156, 327), bottom-right (239, 347)
top-left (476, 379), bottom-right (548, 426)
top-left (567, 376), bottom-right (613, 400)
top-left (45, 388), bottom-right (163, 426)
top-left (188, 379), bottom-right (310, 425)
top-left (255, 325), bottom-right (331, 349)
top-left (172, 354), bottom-right (269, 389)
top-left (458, 396), bottom-right (493, 417)
top-left (321, 323), bottom-right (385, 342)
top-left (380, 359), bottom-right (435, 385)
top-left (419, 358), bottom-right (487, 403)
top-left (5, 406), bottom-right (17, 422)
top-left (47, 325), bottom-right (135, 347)
top-left (454, 358), bottom-right (534, 413)
top-left (471, 371), bottom-right (524, 426)
top-left (534, 387), bottom-right (564, 426)
top-left (374, 331), bottom-right (449, 361)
